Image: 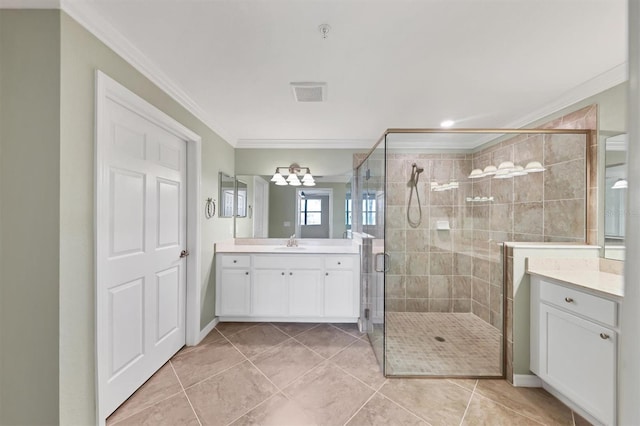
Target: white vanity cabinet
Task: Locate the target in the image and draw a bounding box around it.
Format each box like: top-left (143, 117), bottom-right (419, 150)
top-left (530, 275), bottom-right (619, 426)
top-left (216, 252), bottom-right (359, 322)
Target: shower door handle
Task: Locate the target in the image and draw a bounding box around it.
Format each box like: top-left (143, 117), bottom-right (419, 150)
top-left (374, 252), bottom-right (390, 273)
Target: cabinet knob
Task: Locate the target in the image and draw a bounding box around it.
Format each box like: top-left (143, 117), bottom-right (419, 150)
top-left (600, 333), bottom-right (610, 340)
top-left (233, 260), bottom-right (237, 263)
top-left (281, 272), bottom-right (285, 275)
top-left (337, 262), bottom-right (341, 265)
top-left (245, 272), bottom-right (249, 275)
top-left (326, 272), bottom-right (329, 276)
top-left (564, 297), bottom-right (574, 303)
top-left (290, 272), bottom-right (293, 276)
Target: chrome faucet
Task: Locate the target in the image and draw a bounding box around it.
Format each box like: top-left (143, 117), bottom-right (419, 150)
top-left (286, 234), bottom-right (298, 247)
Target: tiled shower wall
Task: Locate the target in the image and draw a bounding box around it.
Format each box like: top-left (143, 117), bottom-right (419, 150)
top-left (368, 105), bottom-right (596, 333)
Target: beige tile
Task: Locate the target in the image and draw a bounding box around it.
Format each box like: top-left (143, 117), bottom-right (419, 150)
top-left (251, 339), bottom-right (324, 388)
top-left (407, 252), bottom-right (429, 276)
top-left (386, 298), bottom-right (406, 312)
top-left (429, 298), bottom-right (452, 312)
top-left (406, 229), bottom-right (430, 252)
top-left (514, 172), bottom-right (543, 203)
top-left (330, 339), bottom-right (385, 389)
top-left (385, 275), bottom-right (406, 298)
top-left (282, 362), bottom-right (374, 425)
top-left (387, 205), bottom-right (407, 230)
top-left (492, 178), bottom-right (514, 204)
top-left (230, 392), bottom-right (316, 426)
top-left (171, 340), bottom-right (245, 388)
top-left (491, 204), bottom-right (513, 233)
top-left (472, 258), bottom-right (491, 281)
top-left (544, 159), bottom-right (586, 201)
top-left (406, 276), bottom-right (429, 298)
top-left (430, 229), bottom-right (453, 252)
top-left (514, 135), bottom-right (544, 165)
top-left (388, 252), bottom-right (406, 275)
top-left (462, 393), bottom-right (540, 426)
top-left (331, 323), bottom-right (366, 339)
top-left (453, 298), bottom-right (471, 312)
top-left (475, 380), bottom-right (573, 425)
top-left (544, 133), bottom-right (586, 165)
top-left (472, 301), bottom-right (490, 323)
top-left (454, 253), bottom-right (472, 275)
top-left (543, 199), bottom-right (585, 239)
top-left (430, 252), bottom-right (452, 275)
top-left (186, 361), bottom-right (277, 426)
top-left (346, 393), bottom-right (428, 426)
top-left (294, 324), bottom-right (357, 358)
top-left (387, 228), bottom-right (406, 252)
top-left (380, 378), bottom-right (471, 425)
top-left (472, 278), bottom-right (490, 306)
top-left (113, 393), bottom-right (199, 426)
top-left (107, 362), bottom-right (182, 425)
top-left (227, 323), bottom-right (289, 359)
top-left (429, 275), bottom-right (452, 298)
top-left (447, 378), bottom-right (477, 391)
top-left (452, 276), bottom-right (471, 299)
top-left (407, 298), bottom-right (431, 312)
top-left (271, 322), bottom-right (320, 337)
top-left (514, 202), bottom-right (543, 235)
top-left (215, 322), bottom-right (261, 337)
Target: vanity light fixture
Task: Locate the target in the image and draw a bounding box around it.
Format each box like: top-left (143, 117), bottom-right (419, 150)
top-left (612, 178), bottom-right (628, 189)
top-left (271, 163), bottom-right (315, 187)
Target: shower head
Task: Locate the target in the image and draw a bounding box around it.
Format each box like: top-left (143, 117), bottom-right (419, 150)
top-left (412, 164), bottom-right (424, 174)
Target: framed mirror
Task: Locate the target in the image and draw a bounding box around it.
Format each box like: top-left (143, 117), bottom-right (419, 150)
top-left (604, 133), bottom-right (627, 260)
top-left (219, 172), bottom-right (235, 218)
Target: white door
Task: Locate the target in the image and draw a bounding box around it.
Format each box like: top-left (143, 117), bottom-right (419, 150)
top-left (253, 176), bottom-right (269, 238)
top-left (97, 96), bottom-right (187, 417)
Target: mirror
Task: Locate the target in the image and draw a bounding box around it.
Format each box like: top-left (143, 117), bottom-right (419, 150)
top-left (219, 172), bottom-right (235, 218)
top-left (604, 133), bottom-right (627, 260)
top-left (236, 179), bottom-right (248, 218)
top-left (234, 173), bottom-right (352, 239)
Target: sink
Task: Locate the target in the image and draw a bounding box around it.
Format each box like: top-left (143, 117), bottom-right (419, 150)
top-left (273, 246), bottom-right (307, 251)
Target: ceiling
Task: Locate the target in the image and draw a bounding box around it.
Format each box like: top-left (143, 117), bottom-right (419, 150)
top-left (58, 0), bottom-right (627, 148)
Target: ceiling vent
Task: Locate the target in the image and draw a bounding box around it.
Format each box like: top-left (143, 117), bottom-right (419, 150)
top-left (290, 82), bottom-right (327, 102)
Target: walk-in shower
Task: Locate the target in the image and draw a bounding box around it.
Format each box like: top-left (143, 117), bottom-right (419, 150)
top-left (354, 128), bottom-right (592, 378)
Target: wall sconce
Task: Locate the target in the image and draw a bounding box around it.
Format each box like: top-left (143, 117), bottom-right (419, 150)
top-left (271, 163), bottom-right (315, 187)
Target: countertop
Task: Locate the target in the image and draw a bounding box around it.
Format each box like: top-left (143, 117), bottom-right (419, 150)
top-left (215, 239), bottom-right (360, 254)
top-left (526, 258), bottom-right (624, 298)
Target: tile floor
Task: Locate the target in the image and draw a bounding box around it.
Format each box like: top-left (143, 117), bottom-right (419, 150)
top-left (107, 322), bottom-right (591, 426)
top-left (385, 312), bottom-right (502, 376)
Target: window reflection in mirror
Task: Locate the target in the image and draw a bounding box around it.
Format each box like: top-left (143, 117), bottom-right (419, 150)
top-left (236, 179), bottom-right (247, 218)
top-left (604, 134), bottom-right (627, 260)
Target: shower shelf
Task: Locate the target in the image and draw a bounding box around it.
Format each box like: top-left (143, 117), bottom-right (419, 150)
top-left (466, 196), bottom-right (494, 203)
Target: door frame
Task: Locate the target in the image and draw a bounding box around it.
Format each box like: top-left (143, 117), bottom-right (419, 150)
top-left (94, 71), bottom-right (202, 424)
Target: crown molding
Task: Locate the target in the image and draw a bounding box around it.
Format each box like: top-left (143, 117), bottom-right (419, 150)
top-left (235, 139), bottom-right (376, 149)
top-left (0, 0), bottom-right (59, 7)
top-left (507, 62), bottom-right (628, 129)
top-left (60, 0), bottom-right (236, 146)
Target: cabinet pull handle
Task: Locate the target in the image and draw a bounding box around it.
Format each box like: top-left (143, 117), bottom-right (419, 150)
top-left (281, 272), bottom-right (285, 275)
top-left (564, 297), bottom-right (574, 303)
top-left (600, 333), bottom-right (610, 340)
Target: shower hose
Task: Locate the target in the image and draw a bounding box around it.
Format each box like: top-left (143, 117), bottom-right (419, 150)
top-left (407, 163), bottom-right (423, 228)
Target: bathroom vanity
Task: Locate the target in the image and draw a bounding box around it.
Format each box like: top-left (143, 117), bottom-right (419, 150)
top-left (528, 258), bottom-right (623, 426)
top-left (215, 240), bottom-right (360, 322)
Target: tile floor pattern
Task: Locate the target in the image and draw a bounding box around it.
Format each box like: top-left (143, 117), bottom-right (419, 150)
top-left (107, 322), bottom-right (591, 426)
top-left (385, 312), bottom-right (502, 376)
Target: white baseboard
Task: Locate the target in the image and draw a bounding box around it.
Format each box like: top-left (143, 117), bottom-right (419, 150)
top-left (512, 374), bottom-right (543, 387)
top-left (195, 317), bottom-right (219, 345)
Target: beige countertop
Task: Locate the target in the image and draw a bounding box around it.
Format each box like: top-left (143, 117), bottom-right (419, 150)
top-left (215, 239), bottom-right (360, 254)
top-left (526, 258), bottom-right (624, 298)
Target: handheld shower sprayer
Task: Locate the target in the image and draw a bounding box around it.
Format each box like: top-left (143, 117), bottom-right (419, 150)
top-left (407, 163), bottom-right (424, 228)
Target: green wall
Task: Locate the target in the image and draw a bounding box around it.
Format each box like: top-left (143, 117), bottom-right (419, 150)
top-left (0, 10), bottom-right (61, 425)
top-left (0, 9), bottom-right (234, 425)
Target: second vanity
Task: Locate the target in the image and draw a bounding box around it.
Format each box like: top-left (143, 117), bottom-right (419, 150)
top-left (528, 258), bottom-right (623, 426)
top-left (215, 239), bottom-right (360, 323)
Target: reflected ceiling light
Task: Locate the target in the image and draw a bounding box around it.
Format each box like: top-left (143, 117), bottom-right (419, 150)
top-left (524, 161), bottom-right (545, 173)
top-left (497, 161), bottom-right (515, 171)
top-left (440, 119), bottom-right (455, 128)
top-left (493, 169), bottom-right (513, 179)
top-left (510, 165), bottom-right (528, 176)
top-left (612, 179), bottom-right (628, 189)
top-left (468, 169), bottom-right (485, 179)
top-left (271, 163), bottom-right (314, 187)
top-left (483, 165), bottom-right (498, 176)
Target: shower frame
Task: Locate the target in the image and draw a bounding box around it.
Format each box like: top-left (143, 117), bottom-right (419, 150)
top-left (356, 128), bottom-right (595, 378)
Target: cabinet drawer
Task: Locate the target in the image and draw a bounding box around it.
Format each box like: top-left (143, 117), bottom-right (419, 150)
top-left (325, 256), bottom-right (356, 270)
top-left (220, 255), bottom-right (250, 268)
top-left (253, 255), bottom-right (322, 270)
top-left (540, 280), bottom-right (617, 327)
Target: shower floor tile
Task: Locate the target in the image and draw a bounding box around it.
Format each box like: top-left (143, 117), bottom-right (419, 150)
top-left (385, 312), bottom-right (502, 376)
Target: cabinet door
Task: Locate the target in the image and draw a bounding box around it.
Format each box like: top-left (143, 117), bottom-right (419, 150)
top-left (540, 304), bottom-right (616, 425)
top-left (219, 269), bottom-right (250, 315)
top-left (252, 269), bottom-right (288, 316)
top-left (324, 270), bottom-right (356, 317)
top-left (289, 269), bottom-right (323, 317)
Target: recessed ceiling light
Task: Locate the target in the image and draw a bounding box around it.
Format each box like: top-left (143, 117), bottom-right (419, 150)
top-left (440, 119), bottom-right (455, 128)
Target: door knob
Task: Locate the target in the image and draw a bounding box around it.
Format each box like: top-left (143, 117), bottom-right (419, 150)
top-left (180, 250), bottom-right (190, 258)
